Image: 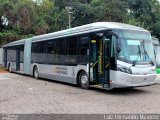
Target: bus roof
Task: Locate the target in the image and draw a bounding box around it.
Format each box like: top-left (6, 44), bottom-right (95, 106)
top-left (32, 22), bottom-right (148, 42)
top-left (3, 39), bottom-right (26, 47)
top-left (3, 22), bottom-right (149, 47)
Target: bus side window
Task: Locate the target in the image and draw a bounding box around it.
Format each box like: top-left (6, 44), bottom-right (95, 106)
top-left (77, 35), bottom-right (89, 64)
top-left (64, 36), bottom-right (77, 65)
top-left (32, 43), bottom-right (38, 53)
top-left (66, 36), bottom-right (77, 55)
top-left (55, 38), bottom-right (66, 55)
top-left (46, 41), bottom-right (54, 54)
top-left (38, 41), bottom-right (45, 53)
top-left (19, 45), bottom-right (24, 63)
top-left (78, 36), bottom-right (89, 55)
top-left (54, 38), bottom-right (66, 64)
top-left (7, 46), bottom-right (16, 62)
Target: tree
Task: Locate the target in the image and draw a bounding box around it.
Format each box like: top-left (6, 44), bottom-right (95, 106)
top-left (126, 0), bottom-right (160, 38)
top-left (0, 0), bottom-right (160, 45)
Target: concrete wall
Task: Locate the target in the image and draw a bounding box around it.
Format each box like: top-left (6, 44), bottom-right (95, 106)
top-left (0, 48), bottom-right (3, 66)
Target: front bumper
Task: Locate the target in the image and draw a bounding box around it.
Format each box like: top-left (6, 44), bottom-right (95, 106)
top-left (110, 71), bottom-right (157, 89)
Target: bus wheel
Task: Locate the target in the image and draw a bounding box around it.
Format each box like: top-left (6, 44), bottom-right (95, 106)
top-left (79, 71), bottom-right (89, 89)
top-left (33, 66), bottom-right (39, 79)
top-left (8, 64), bottom-right (12, 73)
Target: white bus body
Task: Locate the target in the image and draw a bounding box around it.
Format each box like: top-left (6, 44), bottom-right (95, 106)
top-left (3, 22), bottom-right (157, 90)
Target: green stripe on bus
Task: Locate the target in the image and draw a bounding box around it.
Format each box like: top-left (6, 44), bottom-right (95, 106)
top-left (156, 68), bottom-right (160, 74)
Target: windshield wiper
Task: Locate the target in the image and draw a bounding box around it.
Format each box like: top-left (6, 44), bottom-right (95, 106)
top-left (143, 50), bottom-right (154, 65)
top-left (133, 45), bottom-right (141, 66)
top-left (142, 40), bottom-right (154, 66)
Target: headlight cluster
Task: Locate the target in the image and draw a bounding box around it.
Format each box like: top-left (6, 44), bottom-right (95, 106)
top-left (117, 65), bottom-right (132, 74)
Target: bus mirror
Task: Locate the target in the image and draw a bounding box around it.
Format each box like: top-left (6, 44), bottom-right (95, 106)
top-left (108, 31), bottom-right (118, 38)
top-left (116, 38), bottom-right (121, 53)
top-left (108, 31), bottom-right (121, 53)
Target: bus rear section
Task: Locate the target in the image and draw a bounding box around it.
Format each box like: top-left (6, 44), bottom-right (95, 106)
top-left (3, 45), bottom-right (24, 73)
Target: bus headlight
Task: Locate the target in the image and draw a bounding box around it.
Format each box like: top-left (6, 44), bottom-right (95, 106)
top-left (117, 65), bottom-right (132, 74)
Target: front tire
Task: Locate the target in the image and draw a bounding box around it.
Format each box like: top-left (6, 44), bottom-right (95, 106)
top-left (33, 66), bottom-right (39, 79)
top-left (79, 71), bottom-right (89, 89)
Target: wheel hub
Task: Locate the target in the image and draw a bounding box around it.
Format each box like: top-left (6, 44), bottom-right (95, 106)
top-left (81, 76), bottom-right (88, 85)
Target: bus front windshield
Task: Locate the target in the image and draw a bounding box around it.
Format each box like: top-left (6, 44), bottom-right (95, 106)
top-left (116, 30), bottom-right (154, 65)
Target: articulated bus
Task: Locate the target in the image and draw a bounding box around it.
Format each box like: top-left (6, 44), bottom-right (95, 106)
top-left (152, 37), bottom-right (160, 74)
top-left (2, 22), bottom-right (157, 90)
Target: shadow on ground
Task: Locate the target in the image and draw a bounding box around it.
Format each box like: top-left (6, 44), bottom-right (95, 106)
top-left (11, 72), bottom-right (154, 96)
top-left (91, 87), bottom-right (151, 95)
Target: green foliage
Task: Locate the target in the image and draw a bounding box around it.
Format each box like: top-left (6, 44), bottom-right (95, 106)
top-left (0, 31), bottom-right (22, 45)
top-left (0, 0), bottom-right (160, 45)
top-left (72, 2), bottom-right (97, 26)
top-left (126, 0), bottom-right (160, 39)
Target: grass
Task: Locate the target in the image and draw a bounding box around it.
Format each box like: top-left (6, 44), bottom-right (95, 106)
top-left (0, 67), bottom-right (3, 69)
top-left (0, 66), bottom-right (4, 70)
top-left (0, 66), bottom-right (8, 73)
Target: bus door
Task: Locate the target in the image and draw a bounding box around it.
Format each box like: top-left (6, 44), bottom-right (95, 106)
top-left (16, 48), bottom-right (20, 71)
top-left (3, 48), bottom-right (7, 68)
top-left (90, 35), bottom-right (110, 88)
